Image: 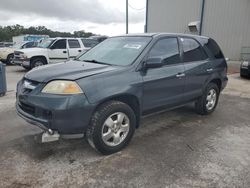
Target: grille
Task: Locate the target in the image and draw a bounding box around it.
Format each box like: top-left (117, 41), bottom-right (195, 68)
top-left (14, 51), bottom-right (23, 60)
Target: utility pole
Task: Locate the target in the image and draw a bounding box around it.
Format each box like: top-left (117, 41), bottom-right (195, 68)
top-left (126, 0), bottom-right (128, 34)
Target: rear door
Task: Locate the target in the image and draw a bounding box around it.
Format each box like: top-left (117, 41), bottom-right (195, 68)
top-left (48, 39), bottom-right (68, 63)
top-left (142, 37), bottom-right (186, 111)
top-left (68, 39), bottom-right (83, 59)
top-left (180, 37), bottom-right (211, 101)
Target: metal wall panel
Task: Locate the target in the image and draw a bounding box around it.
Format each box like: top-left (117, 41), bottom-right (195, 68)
top-left (202, 0), bottom-right (250, 60)
top-left (147, 0), bottom-right (250, 60)
top-left (147, 0), bottom-right (201, 33)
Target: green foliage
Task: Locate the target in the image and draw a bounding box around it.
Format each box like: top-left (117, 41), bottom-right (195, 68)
top-left (0, 25), bottom-right (96, 42)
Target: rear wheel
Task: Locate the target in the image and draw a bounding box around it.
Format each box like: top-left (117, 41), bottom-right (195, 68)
top-left (195, 83), bottom-right (219, 115)
top-left (86, 101), bottom-right (136, 155)
top-left (31, 58), bottom-right (45, 69)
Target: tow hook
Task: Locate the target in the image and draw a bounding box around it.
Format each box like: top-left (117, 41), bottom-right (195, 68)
top-left (41, 129), bottom-right (60, 143)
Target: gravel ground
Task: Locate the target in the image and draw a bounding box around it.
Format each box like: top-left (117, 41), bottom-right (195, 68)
top-left (0, 65), bottom-right (250, 188)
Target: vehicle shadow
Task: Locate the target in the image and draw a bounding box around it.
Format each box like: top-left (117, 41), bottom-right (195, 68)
top-left (12, 68), bottom-right (27, 73)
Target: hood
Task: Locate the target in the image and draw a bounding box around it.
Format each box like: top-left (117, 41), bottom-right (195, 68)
top-left (0, 47), bottom-right (14, 53)
top-left (24, 60), bottom-right (119, 83)
top-left (17, 47), bottom-right (47, 54)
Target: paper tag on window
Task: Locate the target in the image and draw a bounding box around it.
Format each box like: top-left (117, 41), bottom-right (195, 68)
top-left (123, 44), bottom-right (142, 49)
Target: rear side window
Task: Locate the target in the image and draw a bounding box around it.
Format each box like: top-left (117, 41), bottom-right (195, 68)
top-left (148, 38), bottom-right (181, 65)
top-left (181, 38), bottom-right (208, 62)
top-left (203, 38), bottom-right (224, 59)
top-left (68, 39), bottom-right (81, 48)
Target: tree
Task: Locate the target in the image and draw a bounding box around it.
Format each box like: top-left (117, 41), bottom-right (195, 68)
top-left (0, 25), bottom-right (96, 42)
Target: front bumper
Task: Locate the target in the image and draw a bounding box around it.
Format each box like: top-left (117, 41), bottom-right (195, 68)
top-left (0, 56), bottom-right (7, 62)
top-left (221, 76), bottom-right (228, 91)
top-left (13, 58), bottom-right (30, 67)
top-left (16, 79), bottom-right (95, 134)
top-left (240, 67), bottom-right (250, 77)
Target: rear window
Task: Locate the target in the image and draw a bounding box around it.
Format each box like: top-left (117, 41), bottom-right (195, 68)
top-left (202, 38), bottom-right (224, 59)
top-left (181, 38), bottom-right (208, 62)
top-left (68, 39), bottom-right (81, 48)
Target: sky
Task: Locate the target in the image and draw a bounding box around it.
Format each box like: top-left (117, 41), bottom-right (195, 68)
top-left (0, 0), bottom-right (146, 36)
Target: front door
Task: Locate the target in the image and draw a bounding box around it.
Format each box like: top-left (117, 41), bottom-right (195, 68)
top-left (142, 37), bottom-right (186, 112)
top-left (48, 39), bottom-right (68, 63)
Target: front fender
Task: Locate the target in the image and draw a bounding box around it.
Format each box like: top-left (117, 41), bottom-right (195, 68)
top-left (19, 49), bottom-right (49, 63)
top-left (77, 69), bottom-right (143, 105)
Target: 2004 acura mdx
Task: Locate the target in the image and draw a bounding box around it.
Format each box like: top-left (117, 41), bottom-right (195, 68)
top-left (16, 33), bottom-right (228, 154)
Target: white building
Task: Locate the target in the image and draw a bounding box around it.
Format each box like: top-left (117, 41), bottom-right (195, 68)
top-left (146, 0), bottom-right (250, 60)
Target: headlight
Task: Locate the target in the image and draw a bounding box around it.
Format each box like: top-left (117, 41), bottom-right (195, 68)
top-left (20, 54), bottom-right (28, 59)
top-left (41, 80), bottom-right (83, 95)
top-left (242, 61), bottom-right (249, 68)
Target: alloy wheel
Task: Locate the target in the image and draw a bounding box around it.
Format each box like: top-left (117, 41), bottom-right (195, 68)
top-left (101, 112), bottom-right (130, 147)
top-left (206, 88), bottom-right (217, 111)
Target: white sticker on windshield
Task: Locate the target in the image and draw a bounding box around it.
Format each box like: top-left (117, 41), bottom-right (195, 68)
top-left (123, 44), bottom-right (142, 49)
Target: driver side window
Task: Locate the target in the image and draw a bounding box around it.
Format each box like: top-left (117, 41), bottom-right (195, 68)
top-left (51, 39), bottom-right (66, 49)
top-left (148, 38), bottom-right (181, 65)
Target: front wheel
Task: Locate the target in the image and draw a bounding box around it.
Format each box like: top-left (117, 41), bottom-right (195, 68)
top-left (86, 101), bottom-right (136, 155)
top-left (195, 83), bottom-right (220, 115)
top-left (31, 58), bottom-right (45, 69)
top-left (6, 54), bottom-right (14, 65)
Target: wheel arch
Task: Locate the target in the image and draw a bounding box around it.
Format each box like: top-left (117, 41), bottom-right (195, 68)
top-left (209, 78), bottom-right (222, 92)
top-left (203, 76), bottom-right (222, 93)
top-left (93, 94), bottom-right (141, 129)
top-left (30, 56), bottom-right (48, 65)
top-left (7, 53), bottom-right (14, 58)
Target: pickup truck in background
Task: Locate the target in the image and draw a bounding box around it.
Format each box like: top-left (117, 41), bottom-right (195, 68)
top-left (14, 38), bottom-right (87, 70)
top-left (0, 41), bottom-right (38, 65)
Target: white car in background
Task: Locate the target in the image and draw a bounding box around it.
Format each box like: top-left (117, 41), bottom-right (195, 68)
top-left (14, 38), bottom-right (88, 70)
top-left (0, 41), bottom-right (38, 65)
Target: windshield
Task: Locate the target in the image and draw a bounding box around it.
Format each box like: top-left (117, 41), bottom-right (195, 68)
top-left (78, 36), bottom-right (152, 66)
top-left (13, 42), bottom-right (26, 49)
top-left (37, 39), bottom-right (55, 48)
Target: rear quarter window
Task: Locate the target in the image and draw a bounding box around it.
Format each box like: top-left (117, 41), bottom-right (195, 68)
top-left (181, 38), bottom-right (208, 62)
top-left (202, 38), bottom-right (224, 59)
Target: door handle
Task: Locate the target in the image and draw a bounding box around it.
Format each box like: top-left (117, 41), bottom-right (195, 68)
top-left (63, 51), bottom-right (67, 53)
top-left (207, 68), bottom-right (213, 72)
top-left (176, 73), bottom-right (185, 78)
top-left (78, 50), bottom-right (82, 52)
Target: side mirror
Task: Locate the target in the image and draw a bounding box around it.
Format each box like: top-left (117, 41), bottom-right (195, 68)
top-left (145, 57), bottom-right (163, 69)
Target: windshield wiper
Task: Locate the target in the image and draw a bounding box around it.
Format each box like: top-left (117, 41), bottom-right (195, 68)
top-left (82, 59), bottom-right (112, 66)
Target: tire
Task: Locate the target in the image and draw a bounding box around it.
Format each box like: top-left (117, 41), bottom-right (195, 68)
top-left (240, 73), bottom-right (249, 78)
top-left (31, 58), bottom-right (45, 69)
top-left (6, 54), bottom-right (14, 65)
top-left (86, 100), bottom-right (136, 155)
top-left (0, 93), bottom-right (5, 97)
top-left (195, 83), bottom-right (220, 115)
top-left (23, 66), bottom-right (31, 71)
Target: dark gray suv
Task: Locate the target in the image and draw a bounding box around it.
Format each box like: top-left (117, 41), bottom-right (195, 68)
top-left (16, 33), bottom-right (228, 154)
